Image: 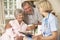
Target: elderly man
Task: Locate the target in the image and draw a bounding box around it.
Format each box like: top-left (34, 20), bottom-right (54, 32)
top-left (22, 1), bottom-right (42, 25)
top-left (21, 1), bottom-right (42, 40)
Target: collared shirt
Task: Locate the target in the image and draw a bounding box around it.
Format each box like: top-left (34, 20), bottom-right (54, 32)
top-left (0, 20), bottom-right (28, 40)
top-left (24, 7), bottom-right (42, 25)
top-left (41, 13), bottom-right (57, 37)
top-left (9, 20), bottom-right (27, 36)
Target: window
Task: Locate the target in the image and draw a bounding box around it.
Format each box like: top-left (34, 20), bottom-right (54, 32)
top-left (4, 0), bottom-right (16, 24)
top-left (4, 0), bottom-right (16, 18)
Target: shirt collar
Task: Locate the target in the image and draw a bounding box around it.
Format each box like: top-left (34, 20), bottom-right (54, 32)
top-left (15, 20), bottom-right (24, 25)
top-left (43, 13), bottom-right (50, 21)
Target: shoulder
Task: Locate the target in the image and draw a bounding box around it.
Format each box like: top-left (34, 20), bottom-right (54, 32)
top-left (9, 20), bottom-right (16, 24)
top-left (49, 13), bottom-right (57, 22)
top-left (34, 7), bottom-right (40, 14)
top-left (8, 20), bottom-right (16, 27)
top-left (5, 20), bottom-right (15, 29)
top-left (22, 21), bottom-right (28, 28)
top-left (5, 22), bottom-right (11, 29)
top-left (50, 13), bottom-right (56, 19)
top-left (23, 22), bottom-right (27, 26)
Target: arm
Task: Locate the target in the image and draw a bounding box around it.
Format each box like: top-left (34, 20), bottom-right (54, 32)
top-left (39, 17), bottom-right (58, 40)
top-left (5, 23), bottom-right (12, 30)
top-left (26, 24), bottom-right (36, 31)
top-left (40, 31), bottom-right (58, 40)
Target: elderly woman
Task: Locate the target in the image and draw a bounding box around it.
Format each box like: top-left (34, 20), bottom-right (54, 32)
top-left (32, 0), bottom-right (58, 40)
top-left (0, 9), bottom-right (27, 40)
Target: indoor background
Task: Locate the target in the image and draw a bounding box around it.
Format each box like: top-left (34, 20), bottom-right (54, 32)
top-left (0, 0), bottom-right (60, 40)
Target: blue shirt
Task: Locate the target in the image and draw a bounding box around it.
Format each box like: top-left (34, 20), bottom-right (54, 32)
top-left (41, 13), bottom-right (57, 37)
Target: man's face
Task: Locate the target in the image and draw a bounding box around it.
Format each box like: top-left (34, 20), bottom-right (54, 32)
top-left (23, 3), bottom-right (33, 14)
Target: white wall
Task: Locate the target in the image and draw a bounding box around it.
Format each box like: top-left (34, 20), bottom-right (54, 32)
top-left (48, 0), bottom-right (60, 33)
top-left (16, 0), bottom-right (26, 9)
top-left (16, 0), bottom-right (32, 9)
top-left (48, 0), bottom-right (60, 13)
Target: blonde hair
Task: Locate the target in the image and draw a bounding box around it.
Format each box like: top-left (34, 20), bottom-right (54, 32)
top-left (38, 0), bottom-right (52, 13)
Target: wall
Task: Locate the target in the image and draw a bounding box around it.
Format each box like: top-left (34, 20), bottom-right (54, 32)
top-left (0, 0), bottom-right (5, 25)
top-left (48, 0), bottom-right (60, 34)
top-left (0, 0), bottom-right (5, 36)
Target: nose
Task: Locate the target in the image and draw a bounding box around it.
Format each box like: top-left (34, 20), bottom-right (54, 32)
top-left (20, 15), bottom-right (23, 17)
top-left (25, 9), bottom-right (29, 12)
top-left (25, 8), bottom-right (31, 12)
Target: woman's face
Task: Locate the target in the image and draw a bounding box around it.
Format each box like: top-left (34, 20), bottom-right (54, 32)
top-left (39, 7), bottom-right (46, 16)
top-left (39, 7), bottom-right (44, 15)
top-left (39, 7), bottom-right (49, 17)
top-left (16, 13), bottom-right (24, 22)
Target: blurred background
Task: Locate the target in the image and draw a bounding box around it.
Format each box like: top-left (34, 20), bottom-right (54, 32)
top-left (0, 0), bottom-right (60, 40)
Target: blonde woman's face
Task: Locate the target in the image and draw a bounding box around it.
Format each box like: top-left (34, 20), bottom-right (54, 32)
top-left (39, 7), bottom-right (45, 15)
top-left (16, 13), bottom-right (24, 22)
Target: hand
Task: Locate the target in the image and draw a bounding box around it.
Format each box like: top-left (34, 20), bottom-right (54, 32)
top-left (37, 35), bottom-right (43, 40)
top-left (15, 36), bottom-right (23, 40)
top-left (32, 35), bottom-right (38, 40)
top-left (14, 34), bottom-right (20, 39)
top-left (26, 24), bottom-right (35, 31)
top-left (26, 26), bottom-right (32, 31)
top-left (14, 34), bottom-right (19, 38)
top-left (32, 35), bottom-right (37, 38)
top-left (38, 21), bottom-right (42, 25)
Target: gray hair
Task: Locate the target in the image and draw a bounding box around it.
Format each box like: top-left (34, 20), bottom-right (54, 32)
top-left (14, 9), bottom-right (24, 17)
top-left (21, 1), bottom-right (33, 8)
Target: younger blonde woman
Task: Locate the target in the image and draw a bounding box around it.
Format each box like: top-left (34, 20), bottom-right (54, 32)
top-left (33, 0), bottom-right (58, 40)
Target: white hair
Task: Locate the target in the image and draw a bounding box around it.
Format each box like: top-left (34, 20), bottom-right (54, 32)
top-left (14, 9), bottom-right (24, 17)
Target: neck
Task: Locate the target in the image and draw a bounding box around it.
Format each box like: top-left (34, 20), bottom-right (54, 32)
top-left (18, 20), bottom-right (22, 24)
top-left (43, 12), bottom-right (49, 17)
